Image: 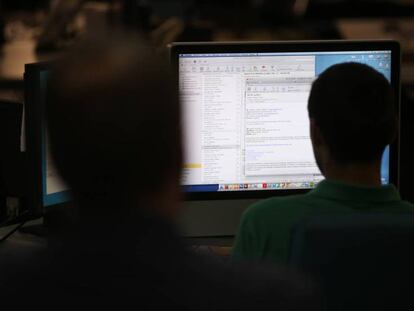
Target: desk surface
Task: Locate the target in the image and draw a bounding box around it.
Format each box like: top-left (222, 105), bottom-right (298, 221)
top-left (0, 219), bottom-right (234, 258)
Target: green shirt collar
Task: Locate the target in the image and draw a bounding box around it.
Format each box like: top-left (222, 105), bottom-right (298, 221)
top-left (309, 179), bottom-right (401, 203)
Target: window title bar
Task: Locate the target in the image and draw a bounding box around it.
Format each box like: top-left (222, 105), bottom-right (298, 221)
top-left (179, 51), bottom-right (392, 58)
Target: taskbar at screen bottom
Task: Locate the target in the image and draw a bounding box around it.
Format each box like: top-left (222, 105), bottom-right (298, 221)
top-left (182, 181), bottom-right (322, 192)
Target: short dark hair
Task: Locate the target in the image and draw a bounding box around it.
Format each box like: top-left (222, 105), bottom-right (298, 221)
top-left (308, 62), bottom-right (397, 164)
top-left (47, 34), bottom-right (182, 202)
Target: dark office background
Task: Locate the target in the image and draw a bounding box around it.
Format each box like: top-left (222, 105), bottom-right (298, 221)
top-left (1, 0), bottom-right (414, 223)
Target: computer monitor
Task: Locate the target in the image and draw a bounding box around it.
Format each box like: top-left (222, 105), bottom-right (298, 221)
top-left (171, 40), bottom-right (400, 235)
top-left (23, 41), bottom-right (400, 236)
top-left (24, 63), bottom-right (72, 215)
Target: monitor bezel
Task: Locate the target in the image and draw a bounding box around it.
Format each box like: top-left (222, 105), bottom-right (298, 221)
top-left (25, 62), bottom-right (50, 216)
top-left (170, 40), bottom-right (401, 201)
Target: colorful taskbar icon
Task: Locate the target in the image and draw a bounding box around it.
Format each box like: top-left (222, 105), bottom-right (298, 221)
top-left (218, 181), bottom-right (317, 191)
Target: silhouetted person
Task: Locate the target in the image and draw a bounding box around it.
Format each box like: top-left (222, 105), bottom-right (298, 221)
top-left (0, 33), bottom-right (320, 309)
top-left (233, 62), bottom-right (414, 264)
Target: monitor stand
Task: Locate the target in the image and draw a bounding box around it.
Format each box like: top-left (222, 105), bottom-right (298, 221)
top-left (18, 199), bottom-right (259, 238)
top-left (178, 198), bottom-right (258, 237)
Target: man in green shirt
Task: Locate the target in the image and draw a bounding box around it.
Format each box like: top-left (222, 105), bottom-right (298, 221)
top-left (232, 62), bottom-right (414, 264)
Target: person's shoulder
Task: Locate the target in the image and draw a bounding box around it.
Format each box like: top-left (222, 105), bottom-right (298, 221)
top-left (397, 199), bottom-right (414, 211)
top-left (192, 253), bottom-right (321, 310)
top-left (231, 262), bottom-right (321, 310)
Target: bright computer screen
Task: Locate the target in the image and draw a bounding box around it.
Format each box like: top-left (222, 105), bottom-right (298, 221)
top-left (179, 50), bottom-right (392, 193)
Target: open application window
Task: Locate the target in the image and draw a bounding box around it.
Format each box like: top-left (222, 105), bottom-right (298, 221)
top-left (179, 51), bottom-right (391, 192)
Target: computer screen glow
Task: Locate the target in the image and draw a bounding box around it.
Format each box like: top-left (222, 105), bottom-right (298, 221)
top-left (40, 71), bottom-right (71, 206)
top-left (179, 50), bottom-right (392, 192)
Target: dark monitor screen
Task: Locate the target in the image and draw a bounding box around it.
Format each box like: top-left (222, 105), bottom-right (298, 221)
top-left (39, 70), bottom-right (71, 207)
top-left (25, 63), bottom-right (72, 213)
top-left (170, 40), bottom-right (400, 200)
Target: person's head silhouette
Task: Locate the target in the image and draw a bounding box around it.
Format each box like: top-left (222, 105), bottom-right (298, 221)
top-left (47, 33), bottom-right (182, 221)
top-left (308, 62), bottom-right (397, 185)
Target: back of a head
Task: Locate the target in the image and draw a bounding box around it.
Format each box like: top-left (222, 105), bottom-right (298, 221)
top-left (47, 33), bottom-right (182, 206)
top-left (308, 62), bottom-right (397, 164)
